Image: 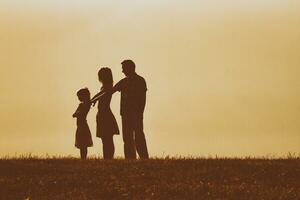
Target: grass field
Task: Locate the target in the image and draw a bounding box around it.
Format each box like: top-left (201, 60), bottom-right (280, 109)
top-left (0, 157), bottom-right (299, 199)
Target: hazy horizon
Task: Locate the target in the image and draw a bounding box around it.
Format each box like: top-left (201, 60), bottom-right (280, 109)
top-left (0, 0), bottom-right (299, 157)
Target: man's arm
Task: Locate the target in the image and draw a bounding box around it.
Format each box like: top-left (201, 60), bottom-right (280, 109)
top-left (140, 91), bottom-right (146, 114)
top-left (112, 79), bottom-right (123, 93)
top-left (137, 78), bottom-right (147, 114)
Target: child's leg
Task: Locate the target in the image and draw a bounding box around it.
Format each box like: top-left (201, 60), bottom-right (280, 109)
top-left (80, 147), bottom-right (87, 159)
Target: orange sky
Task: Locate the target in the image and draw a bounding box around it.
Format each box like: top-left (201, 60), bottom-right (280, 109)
top-left (0, 1), bottom-right (299, 157)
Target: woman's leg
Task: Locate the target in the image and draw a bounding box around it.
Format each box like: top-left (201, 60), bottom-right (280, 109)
top-left (102, 138), bottom-right (108, 159)
top-left (108, 135), bottom-right (115, 159)
top-left (80, 147), bottom-right (87, 159)
top-left (102, 135), bottom-right (115, 159)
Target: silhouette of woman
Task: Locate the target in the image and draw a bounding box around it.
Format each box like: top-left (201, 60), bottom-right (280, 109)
top-left (91, 68), bottom-right (119, 159)
top-left (73, 88), bottom-right (93, 159)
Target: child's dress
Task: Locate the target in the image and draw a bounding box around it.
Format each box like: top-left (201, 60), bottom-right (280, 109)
top-left (74, 102), bottom-right (93, 148)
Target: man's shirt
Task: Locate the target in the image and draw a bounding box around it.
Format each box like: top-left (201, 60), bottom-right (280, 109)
top-left (114, 73), bottom-right (147, 116)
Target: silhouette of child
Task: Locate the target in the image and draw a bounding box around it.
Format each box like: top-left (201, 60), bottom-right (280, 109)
top-left (73, 88), bottom-right (93, 159)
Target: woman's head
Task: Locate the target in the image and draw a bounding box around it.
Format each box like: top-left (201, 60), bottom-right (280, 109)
top-left (98, 67), bottom-right (113, 89)
top-left (77, 88), bottom-right (90, 102)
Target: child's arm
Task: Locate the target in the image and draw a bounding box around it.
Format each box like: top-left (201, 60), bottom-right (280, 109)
top-left (72, 105), bottom-right (81, 118)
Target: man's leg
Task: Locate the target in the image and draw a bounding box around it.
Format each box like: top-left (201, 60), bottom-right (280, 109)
top-left (134, 116), bottom-right (149, 159)
top-left (122, 117), bottom-right (136, 159)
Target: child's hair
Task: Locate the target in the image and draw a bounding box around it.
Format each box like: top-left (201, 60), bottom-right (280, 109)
top-left (98, 67), bottom-right (113, 89)
top-left (77, 88), bottom-right (90, 102)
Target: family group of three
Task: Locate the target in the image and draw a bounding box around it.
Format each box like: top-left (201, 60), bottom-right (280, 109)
top-left (72, 60), bottom-right (149, 159)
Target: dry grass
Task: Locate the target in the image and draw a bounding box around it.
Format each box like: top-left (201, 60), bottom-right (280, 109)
top-left (0, 157), bottom-right (299, 199)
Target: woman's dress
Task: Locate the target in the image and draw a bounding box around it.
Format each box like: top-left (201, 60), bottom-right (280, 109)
top-left (96, 89), bottom-right (119, 138)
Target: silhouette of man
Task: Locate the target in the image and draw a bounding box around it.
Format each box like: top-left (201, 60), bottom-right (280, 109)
top-left (113, 60), bottom-right (149, 159)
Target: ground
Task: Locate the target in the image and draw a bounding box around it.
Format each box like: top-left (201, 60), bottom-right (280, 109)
top-left (0, 157), bottom-right (299, 199)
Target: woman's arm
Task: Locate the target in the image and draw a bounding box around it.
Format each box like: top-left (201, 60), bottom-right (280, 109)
top-left (90, 91), bottom-right (105, 105)
top-left (91, 83), bottom-right (121, 105)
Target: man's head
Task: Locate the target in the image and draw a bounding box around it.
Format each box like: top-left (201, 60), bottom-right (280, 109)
top-left (121, 59), bottom-right (135, 77)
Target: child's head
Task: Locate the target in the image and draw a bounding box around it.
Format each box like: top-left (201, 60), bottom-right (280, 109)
top-left (77, 88), bottom-right (90, 102)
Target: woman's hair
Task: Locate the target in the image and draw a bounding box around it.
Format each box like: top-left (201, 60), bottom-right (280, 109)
top-left (98, 67), bottom-right (113, 89)
top-left (77, 88), bottom-right (90, 102)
